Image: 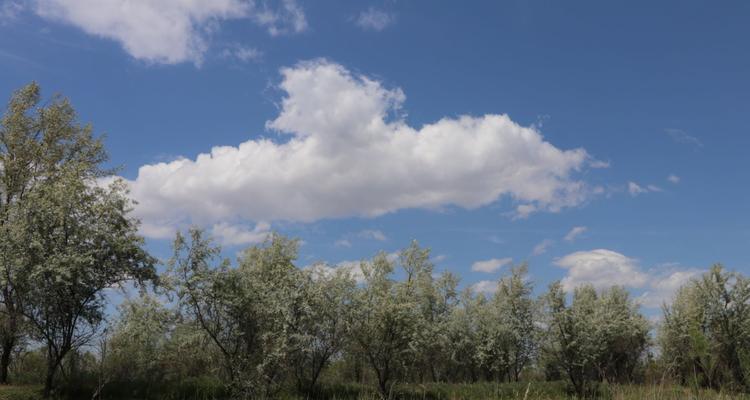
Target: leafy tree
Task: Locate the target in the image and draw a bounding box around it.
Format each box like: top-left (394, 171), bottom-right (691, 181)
top-left (541, 283), bottom-right (648, 397)
top-left (660, 265), bottom-right (750, 391)
top-left (493, 264), bottom-right (537, 382)
top-left (15, 172), bottom-right (155, 397)
top-left (170, 229), bottom-right (305, 399)
top-left (293, 266), bottom-right (356, 395)
top-left (106, 295), bottom-right (175, 396)
top-left (349, 251), bottom-right (419, 398)
top-left (0, 82), bottom-right (109, 384)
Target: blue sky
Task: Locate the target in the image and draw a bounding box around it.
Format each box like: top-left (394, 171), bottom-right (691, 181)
top-left (2, 0), bottom-right (749, 314)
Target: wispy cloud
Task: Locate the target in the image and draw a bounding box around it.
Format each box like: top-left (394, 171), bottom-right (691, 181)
top-left (628, 181), bottom-right (662, 196)
top-left (667, 174), bottom-right (680, 184)
top-left (471, 257), bottom-right (512, 273)
top-left (355, 7), bottom-right (394, 31)
top-left (32, 0), bottom-right (306, 65)
top-left (532, 239), bottom-right (554, 256)
top-left (358, 229), bottom-right (387, 241)
top-left (564, 226), bottom-right (587, 242)
top-left (665, 128), bottom-right (703, 148)
top-left (0, 1), bottom-right (23, 24)
top-left (221, 44), bottom-right (262, 63)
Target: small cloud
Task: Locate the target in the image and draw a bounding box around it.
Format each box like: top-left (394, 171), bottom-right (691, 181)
top-left (432, 254), bottom-right (447, 263)
top-left (532, 239), bottom-right (554, 256)
top-left (0, 1), bottom-right (23, 24)
top-left (667, 174), bottom-right (680, 184)
top-left (514, 204), bottom-right (537, 219)
top-left (564, 226), bottom-right (587, 242)
top-left (638, 266), bottom-right (704, 308)
top-left (358, 229), bottom-right (387, 241)
top-left (355, 7), bottom-right (394, 31)
top-left (252, 0), bottom-right (308, 36)
top-left (554, 249), bottom-right (648, 291)
top-left (472, 280), bottom-right (498, 294)
top-left (221, 44), bottom-right (262, 63)
top-left (488, 235), bottom-right (505, 245)
top-left (665, 128), bottom-right (703, 148)
top-left (306, 260), bottom-right (365, 284)
top-left (211, 221), bottom-right (271, 246)
top-left (471, 257), bottom-right (512, 273)
top-left (628, 182), bottom-right (647, 196)
top-left (589, 159), bottom-right (611, 168)
top-left (629, 181), bottom-right (662, 196)
top-left (334, 239), bottom-right (352, 248)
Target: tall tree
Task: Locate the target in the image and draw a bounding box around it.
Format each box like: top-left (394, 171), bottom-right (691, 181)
top-left (660, 265), bottom-right (750, 390)
top-left (170, 230), bottom-right (304, 399)
top-left (350, 251), bottom-right (419, 398)
top-left (293, 265), bottom-right (356, 395)
top-left (17, 172), bottom-right (155, 397)
top-left (0, 82), bottom-right (135, 388)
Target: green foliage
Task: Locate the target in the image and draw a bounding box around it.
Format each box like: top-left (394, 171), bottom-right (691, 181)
top-left (660, 265), bottom-right (750, 391)
top-left (541, 283), bottom-right (650, 397)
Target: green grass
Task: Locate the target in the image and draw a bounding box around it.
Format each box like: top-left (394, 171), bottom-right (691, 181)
top-left (0, 386), bottom-right (42, 400)
top-left (278, 382), bottom-right (750, 400)
top-left (2, 382), bottom-right (750, 400)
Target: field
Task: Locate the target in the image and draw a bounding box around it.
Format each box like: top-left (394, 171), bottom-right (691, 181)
top-left (2, 382), bottom-right (749, 400)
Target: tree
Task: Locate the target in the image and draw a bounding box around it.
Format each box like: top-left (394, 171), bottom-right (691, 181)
top-left (16, 172), bottom-right (156, 397)
top-left (493, 263), bottom-right (537, 382)
top-left (106, 295), bottom-right (175, 397)
top-left (293, 265), bottom-right (356, 395)
top-left (541, 283), bottom-right (648, 397)
top-left (170, 230), bottom-right (305, 399)
top-left (660, 265), bottom-right (750, 391)
top-left (349, 251), bottom-right (419, 398)
top-left (0, 82), bottom-right (109, 384)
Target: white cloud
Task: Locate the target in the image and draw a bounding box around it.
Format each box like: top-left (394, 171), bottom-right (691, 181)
top-left (471, 257), bottom-right (512, 273)
top-left (126, 60), bottom-right (593, 237)
top-left (628, 182), bottom-right (646, 196)
top-left (665, 128), bottom-right (703, 148)
top-left (554, 249), bottom-right (648, 291)
top-left (563, 226), bottom-right (587, 242)
top-left (306, 260), bottom-right (365, 284)
top-left (532, 239), bottom-right (554, 256)
top-left (358, 229), bottom-right (387, 241)
top-left (334, 238), bottom-right (352, 248)
top-left (488, 235), bottom-right (505, 244)
top-left (251, 0), bottom-right (307, 36)
top-left (589, 160), bottom-right (610, 168)
top-left (638, 266), bottom-right (703, 308)
top-left (628, 181), bottom-right (662, 196)
top-left (0, 1), bottom-right (23, 24)
top-left (647, 184), bottom-right (663, 192)
top-left (221, 44), bottom-right (262, 63)
top-left (211, 221), bottom-right (270, 246)
top-left (553, 250), bottom-right (703, 308)
top-left (432, 254), bottom-right (447, 263)
top-left (472, 280), bottom-right (498, 294)
top-left (355, 7), bottom-right (394, 31)
top-left (31, 0), bottom-right (305, 65)
top-left (667, 174), bottom-right (680, 184)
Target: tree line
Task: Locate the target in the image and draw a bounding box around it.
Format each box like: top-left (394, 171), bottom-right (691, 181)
top-left (1, 83), bottom-right (749, 399)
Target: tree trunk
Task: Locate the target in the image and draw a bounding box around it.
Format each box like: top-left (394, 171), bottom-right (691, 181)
top-left (0, 335), bottom-right (15, 384)
top-left (43, 362), bottom-right (56, 399)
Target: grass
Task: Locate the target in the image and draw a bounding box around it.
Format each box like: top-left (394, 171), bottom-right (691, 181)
top-left (0, 386), bottom-right (42, 400)
top-left (279, 382), bottom-right (750, 400)
top-left (1, 382), bottom-right (750, 400)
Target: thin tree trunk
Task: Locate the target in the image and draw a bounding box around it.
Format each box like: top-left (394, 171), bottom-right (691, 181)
top-left (0, 335), bottom-right (15, 384)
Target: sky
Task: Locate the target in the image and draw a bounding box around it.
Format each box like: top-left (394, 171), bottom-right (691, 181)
top-left (1, 0), bottom-right (749, 316)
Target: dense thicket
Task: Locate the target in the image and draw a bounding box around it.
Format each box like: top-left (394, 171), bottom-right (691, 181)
top-left (1, 84), bottom-right (748, 399)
